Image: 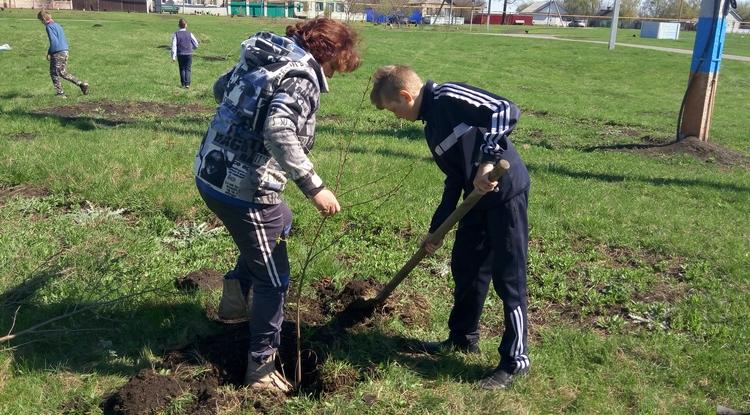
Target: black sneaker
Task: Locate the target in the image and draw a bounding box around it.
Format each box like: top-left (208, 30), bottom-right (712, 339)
top-left (418, 339), bottom-right (480, 355)
top-left (56, 92), bottom-right (67, 99)
top-left (477, 366), bottom-right (528, 390)
top-left (79, 82), bottom-right (89, 95)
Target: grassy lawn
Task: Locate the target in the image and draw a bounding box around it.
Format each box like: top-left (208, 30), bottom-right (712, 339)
top-left (1, 9), bottom-right (749, 414)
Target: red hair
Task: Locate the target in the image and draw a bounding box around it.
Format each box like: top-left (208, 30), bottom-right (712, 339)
top-left (286, 18), bottom-right (361, 73)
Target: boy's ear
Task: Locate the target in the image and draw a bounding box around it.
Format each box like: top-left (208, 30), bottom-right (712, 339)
top-left (398, 89), bottom-right (414, 104)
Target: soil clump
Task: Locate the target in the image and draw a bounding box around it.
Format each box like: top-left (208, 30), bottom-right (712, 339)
top-left (175, 269), bottom-right (223, 292)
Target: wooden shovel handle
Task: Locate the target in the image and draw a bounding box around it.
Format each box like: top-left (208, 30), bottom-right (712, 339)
top-left (374, 160), bottom-right (510, 303)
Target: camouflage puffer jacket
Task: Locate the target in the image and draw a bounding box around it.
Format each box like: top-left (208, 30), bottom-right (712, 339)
top-left (194, 32), bottom-right (329, 205)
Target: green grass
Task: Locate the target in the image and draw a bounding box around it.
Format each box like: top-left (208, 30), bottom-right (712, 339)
top-left (1, 9), bottom-right (749, 414)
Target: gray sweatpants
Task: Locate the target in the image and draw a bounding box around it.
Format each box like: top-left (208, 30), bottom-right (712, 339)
top-left (199, 190), bottom-right (292, 363)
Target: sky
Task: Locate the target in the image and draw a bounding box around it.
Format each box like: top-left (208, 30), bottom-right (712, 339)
top-left (484, 0), bottom-right (519, 13)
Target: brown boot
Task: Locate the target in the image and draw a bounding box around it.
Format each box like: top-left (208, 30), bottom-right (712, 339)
top-left (244, 353), bottom-right (292, 394)
top-left (217, 279), bottom-right (251, 323)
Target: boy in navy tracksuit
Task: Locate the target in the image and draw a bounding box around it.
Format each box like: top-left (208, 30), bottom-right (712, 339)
top-left (171, 18), bottom-right (199, 88)
top-left (371, 65), bottom-right (531, 390)
top-left (38, 10), bottom-right (89, 97)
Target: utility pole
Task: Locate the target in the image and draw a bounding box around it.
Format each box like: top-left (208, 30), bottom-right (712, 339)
top-left (608, 0), bottom-right (621, 49)
top-left (470, 0), bottom-right (475, 31)
top-left (679, 0), bottom-right (732, 141)
top-left (501, 0), bottom-right (508, 24)
top-left (546, 0), bottom-right (551, 25)
top-left (486, 0), bottom-right (491, 31)
top-left (448, 0), bottom-right (453, 26)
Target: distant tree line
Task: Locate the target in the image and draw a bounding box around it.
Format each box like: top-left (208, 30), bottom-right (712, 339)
top-left (736, 0), bottom-right (750, 20)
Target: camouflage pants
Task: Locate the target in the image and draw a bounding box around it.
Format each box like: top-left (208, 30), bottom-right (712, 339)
top-left (49, 51), bottom-right (82, 95)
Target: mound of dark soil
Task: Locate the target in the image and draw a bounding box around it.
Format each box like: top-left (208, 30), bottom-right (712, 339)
top-left (315, 277), bottom-right (430, 329)
top-left (103, 369), bottom-right (189, 415)
top-left (602, 136), bottom-right (750, 169)
top-left (103, 321), bottom-right (317, 415)
top-left (103, 276), bottom-right (430, 413)
top-left (200, 54), bottom-right (229, 61)
top-left (175, 269), bottom-right (223, 292)
top-left (636, 136), bottom-right (750, 168)
top-left (0, 185), bottom-right (50, 205)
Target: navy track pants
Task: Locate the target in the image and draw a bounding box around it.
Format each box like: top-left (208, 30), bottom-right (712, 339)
top-left (448, 189), bottom-right (530, 374)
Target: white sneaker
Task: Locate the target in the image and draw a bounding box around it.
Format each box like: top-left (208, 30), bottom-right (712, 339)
top-left (217, 279), bottom-right (251, 323)
top-left (244, 352), bottom-right (292, 393)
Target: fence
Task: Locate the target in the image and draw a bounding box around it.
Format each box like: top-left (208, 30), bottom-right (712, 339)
top-left (72, 0), bottom-right (146, 11)
top-left (228, 1), bottom-right (298, 16)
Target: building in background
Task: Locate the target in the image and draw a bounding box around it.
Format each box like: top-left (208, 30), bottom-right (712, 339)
top-left (726, 8), bottom-right (745, 33)
top-left (516, 0), bottom-right (565, 26)
top-left (5, 0), bottom-right (73, 9)
top-left (293, 0), bottom-right (365, 20)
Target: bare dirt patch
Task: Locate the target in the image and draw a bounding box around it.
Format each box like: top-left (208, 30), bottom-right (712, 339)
top-left (313, 277), bottom-right (430, 329)
top-left (587, 136), bottom-right (749, 169)
top-left (102, 320), bottom-right (316, 415)
top-left (319, 114), bottom-right (344, 124)
top-left (34, 100), bottom-right (213, 123)
top-left (0, 185), bottom-right (50, 205)
top-left (175, 269), bottom-right (223, 292)
top-left (5, 132), bottom-right (37, 141)
top-left (175, 214), bottom-right (224, 232)
top-left (200, 54), bottom-right (231, 61)
top-left (529, 237), bottom-right (691, 336)
top-left (526, 109), bottom-right (550, 117)
top-left (635, 136), bottom-right (750, 168)
top-left (600, 122), bottom-right (641, 138)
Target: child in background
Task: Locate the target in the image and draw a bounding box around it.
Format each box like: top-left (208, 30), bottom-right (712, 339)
top-left (171, 18), bottom-right (199, 89)
top-left (38, 10), bottom-right (89, 98)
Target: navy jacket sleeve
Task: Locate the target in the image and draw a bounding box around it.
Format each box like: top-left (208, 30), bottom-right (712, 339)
top-left (428, 173), bottom-right (462, 233)
top-left (436, 83), bottom-right (521, 163)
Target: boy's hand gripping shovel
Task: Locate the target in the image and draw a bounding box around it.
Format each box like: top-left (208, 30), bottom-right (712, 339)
top-left (341, 160), bottom-right (510, 319)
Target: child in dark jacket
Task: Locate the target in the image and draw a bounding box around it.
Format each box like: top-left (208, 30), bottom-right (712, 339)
top-left (38, 10), bottom-right (89, 97)
top-left (171, 18), bottom-right (199, 88)
top-left (371, 65), bottom-right (531, 390)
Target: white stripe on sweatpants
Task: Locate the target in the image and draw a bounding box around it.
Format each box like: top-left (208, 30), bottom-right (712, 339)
top-left (249, 209), bottom-right (281, 287)
top-left (511, 306), bottom-right (529, 373)
top-left (512, 306), bottom-right (524, 358)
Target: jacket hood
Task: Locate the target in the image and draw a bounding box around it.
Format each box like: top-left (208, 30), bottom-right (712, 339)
top-left (239, 32), bottom-right (328, 93)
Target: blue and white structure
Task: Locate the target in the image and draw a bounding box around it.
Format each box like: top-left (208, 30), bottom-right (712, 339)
top-left (679, 0), bottom-right (733, 141)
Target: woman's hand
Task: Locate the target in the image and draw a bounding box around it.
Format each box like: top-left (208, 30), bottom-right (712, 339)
top-left (311, 189), bottom-right (341, 217)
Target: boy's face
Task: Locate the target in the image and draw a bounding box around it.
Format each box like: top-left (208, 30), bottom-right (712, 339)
top-left (382, 90), bottom-right (418, 121)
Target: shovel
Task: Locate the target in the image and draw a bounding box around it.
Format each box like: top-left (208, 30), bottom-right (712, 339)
top-left (340, 160), bottom-right (511, 320)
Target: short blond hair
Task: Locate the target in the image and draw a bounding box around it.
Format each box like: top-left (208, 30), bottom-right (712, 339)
top-left (370, 65), bottom-right (423, 109)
